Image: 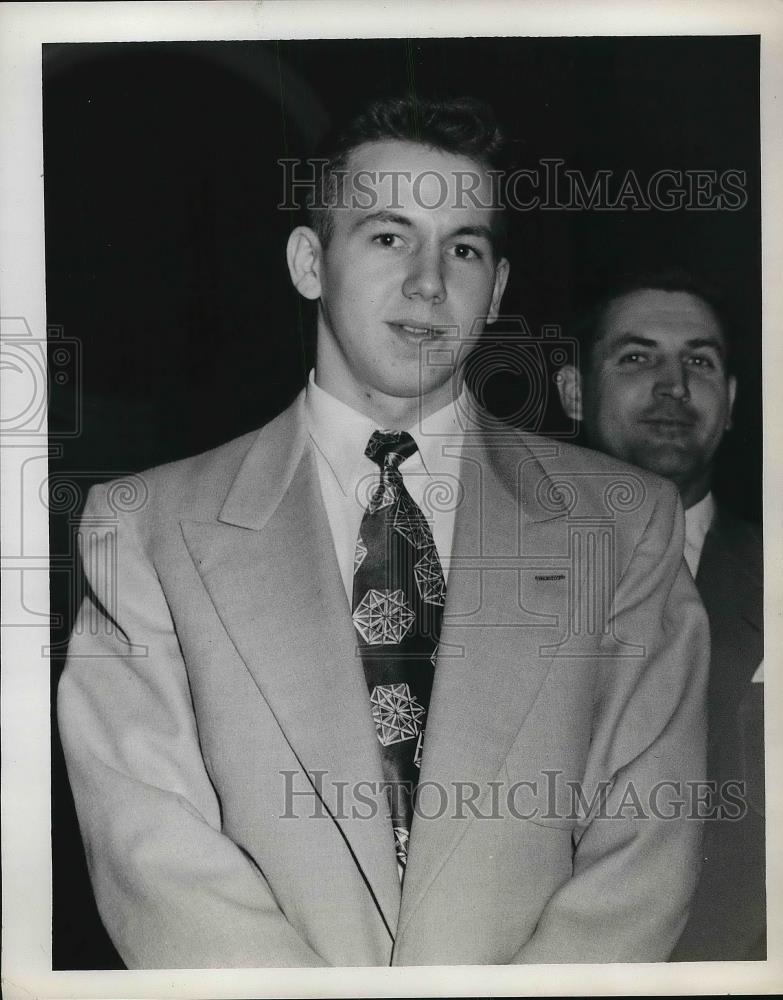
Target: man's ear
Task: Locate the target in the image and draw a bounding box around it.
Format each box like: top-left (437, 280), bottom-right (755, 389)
top-left (486, 257), bottom-right (510, 325)
top-left (556, 364), bottom-right (583, 422)
top-left (725, 374), bottom-right (738, 430)
top-left (286, 226), bottom-right (322, 300)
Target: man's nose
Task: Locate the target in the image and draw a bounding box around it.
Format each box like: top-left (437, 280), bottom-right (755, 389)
top-left (653, 360), bottom-right (690, 400)
top-left (402, 248), bottom-right (446, 303)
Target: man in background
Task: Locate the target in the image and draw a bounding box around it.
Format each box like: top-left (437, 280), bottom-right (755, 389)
top-left (557, 271), bottom-right (764, 960)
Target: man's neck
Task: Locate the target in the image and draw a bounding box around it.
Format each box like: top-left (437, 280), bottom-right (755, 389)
top-left (313, 372), bottom-right (461, 429)
top-left (679, 473), bottom-right (713, 511)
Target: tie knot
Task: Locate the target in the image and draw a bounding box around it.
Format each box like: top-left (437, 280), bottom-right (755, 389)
top-left (365, 430), bottom-right (418, 470)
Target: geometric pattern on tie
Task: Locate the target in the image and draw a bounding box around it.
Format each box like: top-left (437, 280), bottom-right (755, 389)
top-left (393, 493), bottom-right (435, 548)
top-left (413, 731), bottom-right (424, 768)
top-left (352, 589), bottom-right (415, 645)
top-left (370, 683), bottom-right (426, 745)
top-left (352, 430), bottom-right (446, 877)
top-left (414, 547), bottom-right (447, 606)
top-left (393, 827), bottom-right (410, 869)
top-left (354, 536), bottom-right (368, 572)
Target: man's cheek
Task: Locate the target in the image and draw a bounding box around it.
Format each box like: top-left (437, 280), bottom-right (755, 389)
top-left (610, 388), bottom-right (642, 426)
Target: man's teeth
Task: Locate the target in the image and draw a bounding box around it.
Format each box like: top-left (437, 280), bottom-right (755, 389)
top-left (402, 324), bottom-right (430, 334)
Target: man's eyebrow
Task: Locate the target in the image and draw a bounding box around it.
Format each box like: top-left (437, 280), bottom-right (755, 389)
top-left (448, 224), bottom-right (494, 242)
top-left (683, 336), bottom-right (726, 356)
top-left (606, 332), bottom-right (726, 356)
top-left (605, 333), bottom-right (659, 351)
top-left (349, 213), bottom-right (494, 242)
top-left (351, 210), bottom-right (413, 232)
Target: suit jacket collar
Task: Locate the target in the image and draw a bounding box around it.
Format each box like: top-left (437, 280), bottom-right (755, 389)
top-left (184, 418), bottom-right (402, 943)
top-left (217, 390), bottom-right (310, 531)
top-left (217, 388), bottom-right (570, 532)
top-left (392, 414), bottom-right (568, 946)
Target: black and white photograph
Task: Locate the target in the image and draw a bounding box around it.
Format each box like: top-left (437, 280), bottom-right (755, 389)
top-left (1, 2), bottom-right (781, 997)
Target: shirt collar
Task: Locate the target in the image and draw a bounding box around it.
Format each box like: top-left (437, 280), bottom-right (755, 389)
top-left (305, 370), bottom-right (466, 495)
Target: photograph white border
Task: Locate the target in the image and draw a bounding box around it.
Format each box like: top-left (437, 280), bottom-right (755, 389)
top-left (1, 2), bottom-right (781, 997)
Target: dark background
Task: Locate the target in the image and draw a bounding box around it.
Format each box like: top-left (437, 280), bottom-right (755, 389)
top-left (44, 36), bottom-right (761, 968)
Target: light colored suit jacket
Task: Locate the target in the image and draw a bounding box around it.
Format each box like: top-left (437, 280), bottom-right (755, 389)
top-left (59, 392), bottom-right (709, 968)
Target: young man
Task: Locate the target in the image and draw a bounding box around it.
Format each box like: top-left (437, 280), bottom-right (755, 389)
top-left (557, 272), bottom-right (764, 960)
top-left (59, 98), bottom-right (708, 967)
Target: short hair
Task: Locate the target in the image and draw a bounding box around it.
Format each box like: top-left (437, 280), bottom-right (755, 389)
top-left (306, 94), bottom-right (509, 259)
top-left (572, 268), bottom-right (736, 376)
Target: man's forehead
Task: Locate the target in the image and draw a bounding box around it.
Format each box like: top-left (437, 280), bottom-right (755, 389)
top-left (600, 289), bottom-right (725, 350)
top-left (342, 138), bottom-right (496, 213)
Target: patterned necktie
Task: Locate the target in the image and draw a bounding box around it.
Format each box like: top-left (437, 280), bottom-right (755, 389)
top-left (351, 430), bottom-right (446, 876)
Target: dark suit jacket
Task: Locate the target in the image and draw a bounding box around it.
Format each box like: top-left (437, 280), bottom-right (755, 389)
top-left (671, 506), bottom-right (765, 960)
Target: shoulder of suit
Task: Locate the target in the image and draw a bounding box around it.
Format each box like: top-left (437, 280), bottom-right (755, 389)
top-left (510, 427), bottom-right (674, 515)
top-left (84, 397), bottom-right (300, 528)
top-left (517, 430), bottom-right (666, 481)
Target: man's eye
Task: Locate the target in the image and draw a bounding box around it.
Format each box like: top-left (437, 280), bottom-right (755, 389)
top-left (687, 355), bottom-right (715, 369)
top-left (372, 233), bottom-right (405, 248)
top-left (618, 352), bottom-right (649, 365)
top-left (449, 243), bottom-right (482, 260)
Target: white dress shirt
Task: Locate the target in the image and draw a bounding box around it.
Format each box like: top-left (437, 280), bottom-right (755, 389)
top-left (684, 491), bottom-right (716, 578)
top-left (305, 371), bottom-right (466, 601)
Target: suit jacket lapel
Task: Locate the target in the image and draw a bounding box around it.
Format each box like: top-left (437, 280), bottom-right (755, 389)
top-left (696, 506), bottom-right (764, 766)
top-left (396, 420), bottom-right (569, 942)
top-left (181, 393), bottom-right (401, 937)
top-left (697, 507), bottom-right (763, 637)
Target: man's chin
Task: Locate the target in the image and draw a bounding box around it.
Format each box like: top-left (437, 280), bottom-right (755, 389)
top-left (376, 372), bottom-right (458, 403)
top-left (628, 444), bottom-right (699, 483)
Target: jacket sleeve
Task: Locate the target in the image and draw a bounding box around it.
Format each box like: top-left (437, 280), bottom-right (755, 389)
top-left (58, 483), bottom-right (328, 969)
top-left (512, 480), bottom-right (709, 963)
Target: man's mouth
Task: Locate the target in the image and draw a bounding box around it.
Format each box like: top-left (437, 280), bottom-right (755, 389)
top-left (388, 321), bottom-right (443, 337)
top-left (640, 415), bottom-right (695, 426)
top-left (639, 417), bottom-right (696, 437)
